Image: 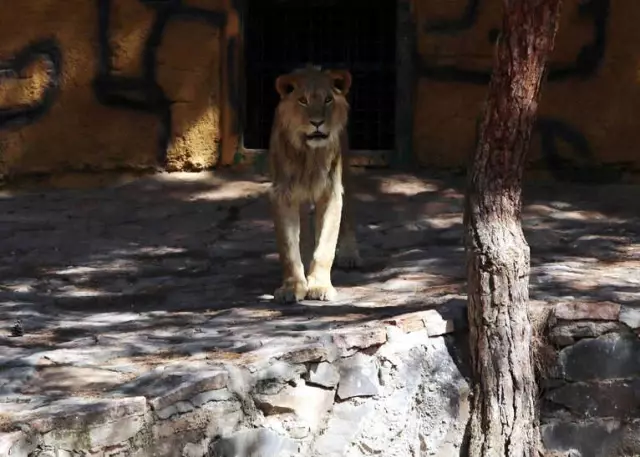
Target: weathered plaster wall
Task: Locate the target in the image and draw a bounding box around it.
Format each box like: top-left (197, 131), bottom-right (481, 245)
top-left (0, 0), bottom-right (228, 179)
top-left (1, 0), bottom-right (638, 181)
top-left (414, 0), bottom-right (640, 181)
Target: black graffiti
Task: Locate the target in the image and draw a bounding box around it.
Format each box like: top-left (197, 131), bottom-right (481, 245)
top-left (93, 0), bottom-right (226, 166)
top-left (549, 0), bottom-right (610, 82)
top-left (421, 0), bottom-right (610, 84)
top-left (424, 0), bottom-right (480, 34)
top-left (0, 39), bottom-right (62, 131)
top-left (535, 118), bottom-right (622, 183)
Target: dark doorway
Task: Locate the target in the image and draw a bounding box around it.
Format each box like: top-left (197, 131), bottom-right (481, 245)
top-left (243, 0), bottom-right (397, 152)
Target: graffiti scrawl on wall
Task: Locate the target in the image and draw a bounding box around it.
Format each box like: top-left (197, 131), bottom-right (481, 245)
top-left (0, 40), bottom-right (62, 130)
top-left (94, 0), bottom-right (226, 165)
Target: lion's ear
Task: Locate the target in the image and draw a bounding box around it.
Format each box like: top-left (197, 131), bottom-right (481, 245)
top-left (327, 70), bottom-right (352, 96)
top-left (275, 74), bottom-right (297, 99)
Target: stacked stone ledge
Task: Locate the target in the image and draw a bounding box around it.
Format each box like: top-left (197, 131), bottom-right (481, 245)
top-left (0, 304), bottom-right (470, 457)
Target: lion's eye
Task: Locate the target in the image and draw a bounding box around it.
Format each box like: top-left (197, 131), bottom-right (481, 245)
top-left (298, 97), bottom-right (308, 106)
top-left (325, 96), bottom-right (333, 104)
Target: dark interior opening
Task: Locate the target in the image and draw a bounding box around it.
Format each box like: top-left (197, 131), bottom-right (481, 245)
top-left (243, 0), bottom-right (396, 151)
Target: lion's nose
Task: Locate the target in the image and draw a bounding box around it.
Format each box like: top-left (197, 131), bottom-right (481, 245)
top-left (310, 119), bottom-right (324, 128)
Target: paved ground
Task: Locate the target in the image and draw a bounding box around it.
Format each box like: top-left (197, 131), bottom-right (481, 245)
top-left (0, 169), bottom-right (639, 404)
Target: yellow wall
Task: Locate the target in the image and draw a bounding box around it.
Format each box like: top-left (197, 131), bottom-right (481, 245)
top-left (0, 0), bottom-right (228, 179)
top-left (414, 0), bottom-right (640, 179)
top-left (1, 0), bottom-right (638, 182)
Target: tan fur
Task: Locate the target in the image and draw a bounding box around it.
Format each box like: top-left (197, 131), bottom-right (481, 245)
top-left (268, 65), bottom-right (362, 303)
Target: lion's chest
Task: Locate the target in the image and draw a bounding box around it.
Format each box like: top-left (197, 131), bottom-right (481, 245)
top-left (274, 149), bottom-right (340, 203)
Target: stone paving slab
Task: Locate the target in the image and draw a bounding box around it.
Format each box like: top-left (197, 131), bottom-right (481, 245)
top-left (1, 170), bottom-right (639, 455)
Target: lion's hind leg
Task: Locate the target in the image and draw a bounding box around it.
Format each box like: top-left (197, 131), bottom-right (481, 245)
top-left (335, 191), bottom-right (362, 269)
top-left (271, 194), bottom-right (308, 303)
top-left (334, 167), bottom-right (362, 269)
top-left (300, 202), bottom-right (315, 272)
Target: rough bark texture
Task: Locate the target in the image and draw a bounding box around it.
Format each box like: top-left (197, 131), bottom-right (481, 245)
top-left (464, 1), bottom-right (563, 457)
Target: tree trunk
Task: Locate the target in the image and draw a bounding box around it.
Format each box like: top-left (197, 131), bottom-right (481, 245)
top-left (464, 1), bottom-right (563, 457)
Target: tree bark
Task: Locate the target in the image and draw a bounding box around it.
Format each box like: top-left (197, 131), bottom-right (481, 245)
top-left (464, 1), bottom-right (563, 457)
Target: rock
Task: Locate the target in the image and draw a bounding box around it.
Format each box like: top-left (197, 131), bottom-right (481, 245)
top-left (384, 312), bottom-right (426, 333)
top-left (191, 388), bottom-right (234, 407)
top-left (557, 332), bottom-right (640, 381)
top-left (307, 362), bottom-right (340, 388)
top-left (311, 334), bottom-right (470, 457)
top-left (311, 402), bottom-right (374, 457)
top-left (620, 306), bottom-right (640, 329)
top-left (20, 346), bottom-right (128, 367)
top-left (336, 352), bottom-right (380, 400)
top-left (15, 397), bottom-right (150, 450)
top-left (546, 380), bottom-right (640, 417)
top-left (332, 328), bottom-right (387, 357)
top-left (183, 441), bottom-right (209, 457)
top-left (152, 401), bottom-right (243, 457)
top-left (279, 343), bottom-right (334, 364)
top-left (549, 321), bottom-right (624, 346)
top-left (118, 365), bottom-right (228, 412)
top-left (254, 361), bottom-right (306, 395)
top-left (156, 401), bottom-right (194, 420)
top-left (542, 419), bottom-right (626, 457)
top-left (554, 301), bottom-right (620, 321)
top-left (616, 420), bottom-right (640, 457)
top-left (355, 334), bottom-right (470, 456)
top-left (42, 413), bottom-right (145, 450)
top-left (209, 428), bottom-right (297, 457)
top-left (254, 379), bottom-right (335, 432)
top-left (0, 431), bottom-right (37, 457)
top-left (23, 397), bottom-right (148, 435)
top-left (19, 365), bottom-right (132, 396)
top-left (422, 309), bottom-right (456, 337)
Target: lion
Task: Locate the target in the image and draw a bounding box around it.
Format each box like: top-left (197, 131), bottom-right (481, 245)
top-left (268, 64), bottom-right (362, 304)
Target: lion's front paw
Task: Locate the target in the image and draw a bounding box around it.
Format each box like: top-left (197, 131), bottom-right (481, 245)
top-left (274, 279), bottom-right (308, 304)
top-left (305, 275), bottom-right (337, 301)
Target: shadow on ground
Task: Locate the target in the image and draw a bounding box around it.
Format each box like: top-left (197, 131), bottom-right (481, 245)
top-left (0, 169), bottom-right (638, 399)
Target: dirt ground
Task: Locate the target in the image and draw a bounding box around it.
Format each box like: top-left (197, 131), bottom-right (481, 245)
top-left (0, 169), bottom-right (638, 399)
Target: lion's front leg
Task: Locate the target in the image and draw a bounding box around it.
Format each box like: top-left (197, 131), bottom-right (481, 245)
top-left (306, 188), bottom-right (343, 301)
top-left (271, 194), bottom-right (307, 303)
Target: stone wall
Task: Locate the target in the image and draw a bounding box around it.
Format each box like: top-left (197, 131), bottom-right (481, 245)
top-left (5, 299), bottom-right (640, 456)
top-left (541, 302), bottom-right (640, 457)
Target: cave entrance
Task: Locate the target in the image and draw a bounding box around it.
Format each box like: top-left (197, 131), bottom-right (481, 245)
top-left (242, 0), bottom-right (397, 161)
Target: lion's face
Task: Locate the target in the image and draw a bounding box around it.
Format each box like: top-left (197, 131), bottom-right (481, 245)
top-left (274, 66), bottom-right (351, 150)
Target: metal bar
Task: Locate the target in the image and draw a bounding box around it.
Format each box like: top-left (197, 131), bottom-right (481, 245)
top-left (393, 0), bottom-right (416, 169)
